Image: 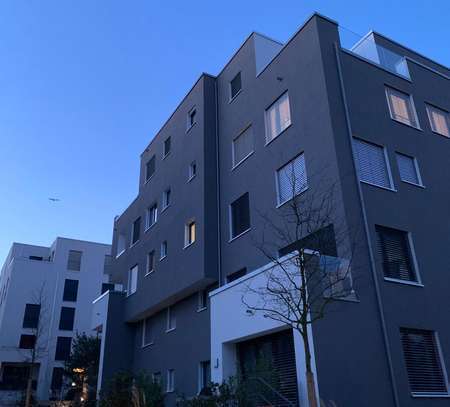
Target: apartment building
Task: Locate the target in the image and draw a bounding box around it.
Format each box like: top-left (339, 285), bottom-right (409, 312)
top-left (0, 238), bottom-right (112, 405)
top-left (94, 13), bottom-right (450, 406)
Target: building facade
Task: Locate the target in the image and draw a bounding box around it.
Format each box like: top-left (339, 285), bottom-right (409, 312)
top-left (96, 13), bottom-right (450, 406)
top-left (0, 238), bottom-right (112, 404)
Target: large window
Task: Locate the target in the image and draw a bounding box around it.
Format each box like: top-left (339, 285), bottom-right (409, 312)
top-left (59, 307), bottom-right (75, 331)
top-left (230, 193), bottom-right (250, 239)
top-left (146, 204), bottom-right (158, 230)
top-left (265, 92), bottom-right (291, 143)
top-left (127, 265), bottom-right (138, 296)
top-left (67, 250), bottom-right (82, 271)
top-left (23, 304), bottom-right (40, 329)
top-left (131, 217), bottom-right (141, 246)
top-left (396, 153), bottom-right (423, 186)
top-left (376, 225), bottom-right (418, 283)
top-left (353, 138), bottom-right (393, 189)
top-left (166, 369), bottom-right (175, 393)
top-left (166, 307), bottom-right (176, 332)
top-left (145, 156), bottom-right (155, 182)
top-left (385, 87), bottom-right (419, 128)
top-left (142, 317), bottom-right (154, 347)
top-left (230, 72), bottom-right (242, 100)
top-left (55, 337), bottom-right (72, 361)
top-left (276, 153), bottom-right (308, 205)
top-left (400, 328), bottom-right (448, 396)
top-left (232, 126), bottom-right (254, 167)
top-left (63, 279), bottom-right (79, 302)
top-left (19, 334), bottom-right (36, 349)
top-left (426, 104), bottom-right (449, 137)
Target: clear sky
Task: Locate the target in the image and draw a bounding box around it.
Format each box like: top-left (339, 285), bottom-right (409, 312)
top-left (0, 0), bottom-right (448, 264)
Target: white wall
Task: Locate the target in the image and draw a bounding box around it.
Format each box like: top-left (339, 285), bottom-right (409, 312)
top-left (210, 254), bottom-right (318, 406)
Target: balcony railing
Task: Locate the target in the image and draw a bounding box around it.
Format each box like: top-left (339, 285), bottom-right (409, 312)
top-left (339, 27), bottom-right (410, 79)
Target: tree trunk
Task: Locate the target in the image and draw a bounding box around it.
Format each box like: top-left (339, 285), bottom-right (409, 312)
top-left (303, 331), bottom-right (318, 407)
top-left (25, 375), bottom-right (33, 407)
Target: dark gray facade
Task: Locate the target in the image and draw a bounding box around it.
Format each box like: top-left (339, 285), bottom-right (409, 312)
top-left (101, 13), bottom-right (450, 406)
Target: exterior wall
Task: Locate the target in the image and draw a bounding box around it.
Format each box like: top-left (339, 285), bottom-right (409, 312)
top-left (0, 238), bottom-right (111, 403)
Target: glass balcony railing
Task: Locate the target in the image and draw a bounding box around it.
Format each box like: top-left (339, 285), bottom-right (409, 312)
top-left (339, 27), bottom-right (410, 79)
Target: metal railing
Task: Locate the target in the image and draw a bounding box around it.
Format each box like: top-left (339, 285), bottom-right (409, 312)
top-left (246, 376), bottom-right (297, 407)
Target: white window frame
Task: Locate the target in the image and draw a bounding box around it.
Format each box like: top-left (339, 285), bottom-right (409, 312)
top-left (275, 153), bottom-right (308, 207)
top-left (162, 188), bottom-right (171, 211)
top-left (127, 265), bottom-right (138, 297)
top-left (160, 241), bottom-right (167, 261)
top-left (146, 251), bottom-right (155, 276)
top-left (116, 233), bottom-right (126, 258)
top-left (166, 369), bottom-right (175, 393)
top-left (184, 220), bottom-right (196, 248)
top-left (395, 152), bottom-right (424, 187)
top-left (385, 87), bottom-right (420, 129)
top-left (145, 204), bottom-right (158, 231)
top-left (264, 91), bottom-right (292, 144)
top-left (426, 104), bottom-right (450, 138)
top-left (232, 124), bottom-right (254, 169)
top-left (188, 161), bottom-right (197, 181)
top-left (228, 193), bottom-right (251, 242)
top-left (141, 317), bottom-right (154, 347)
top-left (166, 307), bottom-right (176, 332)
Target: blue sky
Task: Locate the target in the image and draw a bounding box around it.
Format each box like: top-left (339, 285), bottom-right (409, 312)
top-left (0, 1), bottom-right (448, 263)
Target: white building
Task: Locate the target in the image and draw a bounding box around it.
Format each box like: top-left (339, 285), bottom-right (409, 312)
top-left (0, 237), bottom-right (111, 405)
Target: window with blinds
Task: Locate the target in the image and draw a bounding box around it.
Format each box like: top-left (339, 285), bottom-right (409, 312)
top-left (230, 193), bottom-right (250, 239)
top-left (396, 153), bottom-right (422, 186)
top-left (385, 87), bottom-right (418, 128)
top-left (376, 225), bottom-right (417, 282)
top-left (400, 328), bottom-right (448, 395)
top-left (265, 92), bottom-right (291, 143)
top-left (353, 139), bottom-right (392, 189)
top-left (232, 126), bottom-right (254, 167)
top-left (67, 250), bottom-right (82, 271)
top-left (276, 153), bottom-right (308, 205)
top-left (426, 104), bottom-right (450, 137)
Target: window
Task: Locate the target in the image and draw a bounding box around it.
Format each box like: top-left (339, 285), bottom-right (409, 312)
top-left (142, 317), bottom-right (154, 346)
top-left (232, 126), bottom-right (254, 167)
top-left (185, 221), bottom-right (196, 247)
top-left (164, 136), bottom-right (171, 157)
top-left (163, 188), bottom-right (171, 209)
top-left (101, 283), bottom-right (114, 294)
top-left (189, 161), bottom-right (197, 180)
top-left (265, 92), bottom-right (291, 143)
top-left (199, 361), bottom-right (211, 392)
top-left (29, 255), bottom-right (43, 261)
top-left (19, 334), bottom-right (36, 349)
top-left (276, 153), bottom-right (308, 205)
top-left (400, 328), bottom-right (448, 396)
top-left (116, 233), bottom-right (126, 257)
top-left (59, 307), bottom-right (75, 331)
top-left (353, 139), bottom-right (393, 189)
top-left (198, 290), bottom-right (208, 311)
top-left (55, 337), bottom-right (72, 361)
top-left (145, 156), bottom-right (155, 182)
top-left (160, 241), bottom-right (168, 260)
top-left (376, 226), bottom-right (417, 282)
top-left (166, 307), bottom-right (176, 331)
top-left (226, 268), bottom-right (247, 283)
top-left (166, 369), bottom-right (175, 393)
top-left (396, 153), bottom-right (423, 186)
top-left (319, 256), bottom-right (355, 300)
top-left (67, 250), bottom-right (82, 271)
top-left (51, 367), bottom-right (64, 391)
top-left (63, 279), bottom-right (79, 302)
top-left (230, 193), bottom-right (250, 239)
top-left (426, 104), bottom-right (449, 137)
top-left (146, 251), bottom-right (155, 275)
top-left (187, 108), bottom-right (197, 130)
top-left (131, 217), bottom-right (141, 245)
top-left (385, 87), bottom-right (419, 128)
top-left (146, 204), bottom-right (158, 230)
top-left (127, 265), bottom-right (138, 296)
top-left (23, 304), bottom-right (40, 329)
top-left (230, 72), bottom-right (242, 100)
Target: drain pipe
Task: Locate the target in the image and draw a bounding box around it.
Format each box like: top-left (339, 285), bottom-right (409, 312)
top-left (333, 43), bottom-right (400, 407)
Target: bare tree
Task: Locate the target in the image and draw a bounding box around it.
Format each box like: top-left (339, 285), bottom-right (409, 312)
top-left (242, 170), bottom-right (361, 407)
top-left (19, 283), bottom-right (49, 407)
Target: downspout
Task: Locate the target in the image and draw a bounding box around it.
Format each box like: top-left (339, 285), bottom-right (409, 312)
top-left (214, 79), bottom-right (223, 286)
top-left (333, 43), bottom-right (400, 407)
